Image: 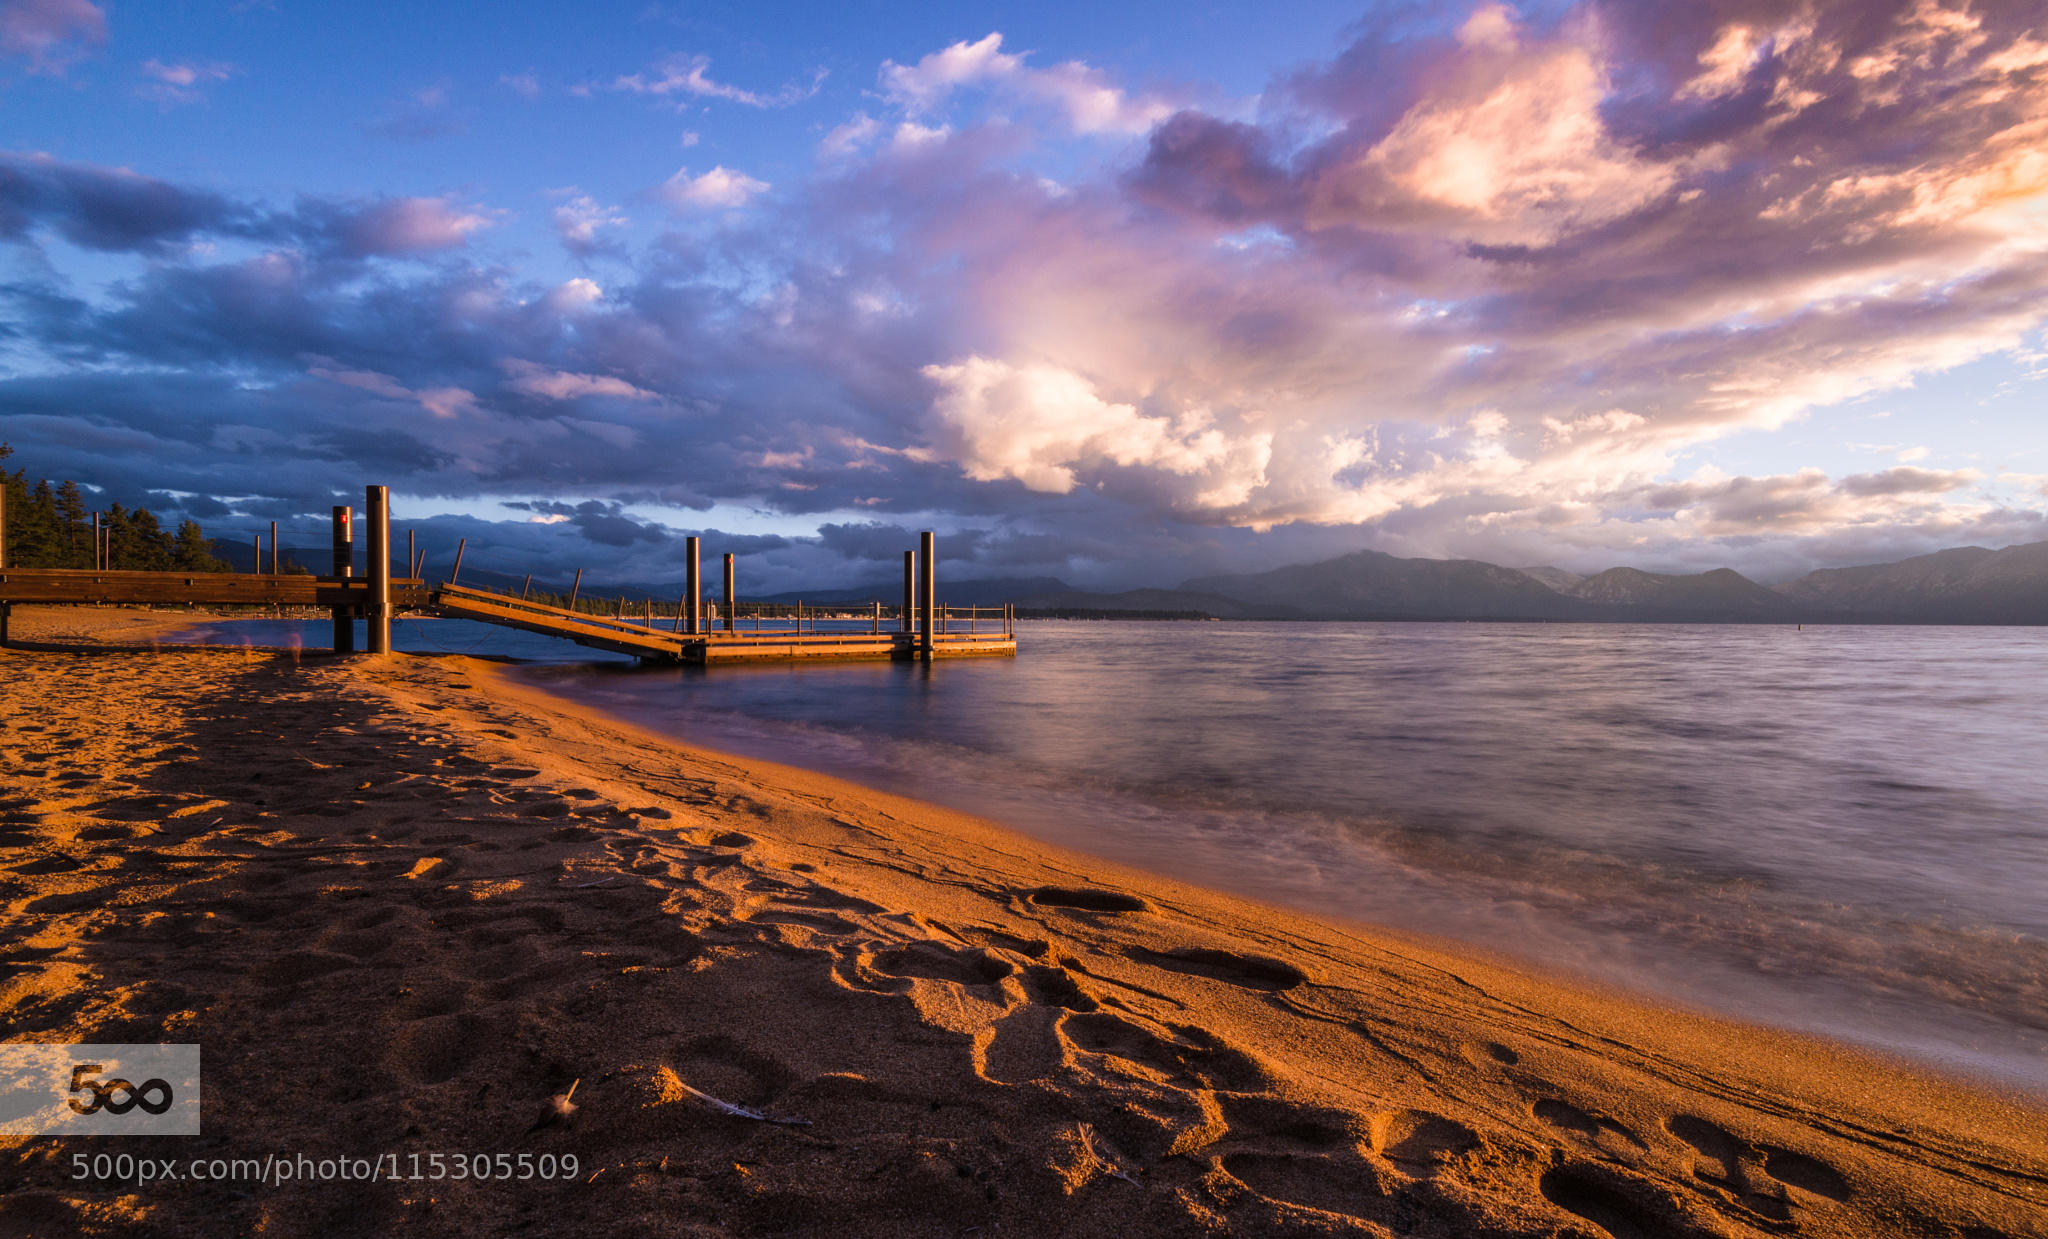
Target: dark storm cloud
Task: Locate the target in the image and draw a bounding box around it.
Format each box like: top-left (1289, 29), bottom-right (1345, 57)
top-left (0, 151), bottom-right (259, 253)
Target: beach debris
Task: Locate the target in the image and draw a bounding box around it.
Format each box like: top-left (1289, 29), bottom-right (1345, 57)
top-left (526, 1079), bottom-right (579, 1134)
top-left (1077, 1124), bottom-right (1140, 1186)
top-left (674, 1080), bottom-right (812, 1127)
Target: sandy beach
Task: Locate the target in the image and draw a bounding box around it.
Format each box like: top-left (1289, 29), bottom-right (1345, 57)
top-left (1, 606), bottom-right (2043, 1238)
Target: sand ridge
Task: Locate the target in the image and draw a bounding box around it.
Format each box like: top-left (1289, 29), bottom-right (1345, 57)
top-left (0, 606), bottom-right (2043, 1237)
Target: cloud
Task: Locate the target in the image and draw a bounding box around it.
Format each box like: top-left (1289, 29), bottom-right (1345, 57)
top-left (820, 112), bottom-right (881, 159)
top-left (321, 196), bottom-right (494, 256)
top-left (501, 358), bottom-right (656, 402)
top-left (499, 72), bottom-right (539, 98)
top-left (880, 32), bottom-right (1174, 135)
top-left (305, 358), bottom-right (480, 420)
top-left (551, 193), bottom-right (627, 255)
top-left (611, 53), bottom-right (823, 108)
top-left (365, 85), bottom-right (466, 141)
top-left (0, 0), bottom-right (104, 75)
top-left (659, 165), bottom-right (767, 210)
top-left (922, 356), bottom-right (1271, 508)
top-left (137, 58), bottom-right (233, 107)
top-left (0, 151), bottom-right (254, 252)
top-left (3, 1), bottom-right (2046, 590)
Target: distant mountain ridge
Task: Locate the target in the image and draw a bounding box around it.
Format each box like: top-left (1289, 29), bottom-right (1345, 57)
top-left (381, 539), bottom-right (2048, 625)
top-left (904, 541), bottom-right (2047, 624)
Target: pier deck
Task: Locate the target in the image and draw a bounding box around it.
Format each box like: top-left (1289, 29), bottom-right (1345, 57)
top-left (0, 486), bottom-right (1010, 664)
top-left (0, 571), bottom-right (1016, 664)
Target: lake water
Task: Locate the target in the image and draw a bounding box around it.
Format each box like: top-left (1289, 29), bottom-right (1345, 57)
top-left (182, 617), bottom-right (2048, 1090)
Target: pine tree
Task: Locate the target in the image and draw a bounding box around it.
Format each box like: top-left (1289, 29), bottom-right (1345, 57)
top-left (54, 481), bottom-right (87, 567)
top-left (13, 479), bottom-right (59, 566)
top-left (128, 508), bottom-right (174, 571)
top-left (0, 447), bottom-right (233, 572)
top-left (104, 503), bottom-right (130, 570)
top-left (171, 520), bottom-right (230, 572)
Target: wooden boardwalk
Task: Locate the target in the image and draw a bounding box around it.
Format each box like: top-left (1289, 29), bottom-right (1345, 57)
top-left (0, 569), bottom-right (1016, 663)
top-left (0, 486), bottom-right (1012, 664)
top-left (430, 583), bottom-right (1016, 663)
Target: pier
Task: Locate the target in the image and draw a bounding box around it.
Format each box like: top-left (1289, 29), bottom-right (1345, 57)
top-left (0, 485), bottom-right (1016, 665)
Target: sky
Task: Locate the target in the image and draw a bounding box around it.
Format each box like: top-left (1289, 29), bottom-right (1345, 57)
top-left (2, 0), bottom-right (2045, 592)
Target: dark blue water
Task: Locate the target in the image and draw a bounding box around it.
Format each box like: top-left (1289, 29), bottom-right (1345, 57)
top-left (180, 617), bottom-right (2048, 1089)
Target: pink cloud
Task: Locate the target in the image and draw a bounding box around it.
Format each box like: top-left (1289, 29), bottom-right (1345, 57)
top-left (334, 196), bottom-right (493, 255)
top-left (660, 166), bottom-right (768, 210)
top-left (612, 54), bottom-right (823, 108)
top-left (501, 358), bottom-right (655, 402)
top-left (138, 57), bottom-right (234, 106)
top-left (1, 0), bottom-right (103, 75)
top-left (880, 32), bottom-right (1175, 135)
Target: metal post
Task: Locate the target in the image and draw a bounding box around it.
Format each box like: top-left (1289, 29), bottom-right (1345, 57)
top-left (269, 521), bottom-right (279, 574)
top-left (520, 574), bottom-right (531, 600)
top-left (569, 568), bottom-right (583, 610)
top-left (902, 550), bottom-right (915, 633)
top-left (685, 535), bottom-right (701, 635)
top-left (672, 586), bottom-right (687, 634)
top-left (450, 537), bottom-right (467, 585)
top-left (365, 485), bottom-right (391, 654)
top-left (722, 553), bottom-right (735, 632)
top-left (407, 530), bottom-right (416, 582)
top-left (873, 601), bottom-right (879, 634)
top-left (91, 513), bottom-right (100, 570)
top-left (919, 531), bottom-right (936, 660)
top-left (330, 505), bottom-right (354, 654)
top-left (252, 533), bottom-right (261, 576)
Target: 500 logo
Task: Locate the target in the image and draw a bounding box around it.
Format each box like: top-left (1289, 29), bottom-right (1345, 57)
top-left (0, 1044), bottom-right (199, 1135)
top-left (68, 1065), bottom-right (175, 1117)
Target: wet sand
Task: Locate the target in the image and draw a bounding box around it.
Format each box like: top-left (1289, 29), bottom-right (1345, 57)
top-left (1, 606), bottom-right (2043, 1237)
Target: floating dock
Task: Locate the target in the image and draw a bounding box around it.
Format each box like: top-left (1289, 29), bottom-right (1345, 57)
top-left (0, 486), bottom-right (1015, 665)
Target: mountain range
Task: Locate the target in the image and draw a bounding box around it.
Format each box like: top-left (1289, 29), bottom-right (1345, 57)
top-left (255, 537), bottom-right (2048, 624)
top-left (758, 540), bottom-right (2048, 625)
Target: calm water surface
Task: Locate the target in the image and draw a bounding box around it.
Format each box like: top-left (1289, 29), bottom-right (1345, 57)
top-left (185, 617), bottom-right (2048, 1089)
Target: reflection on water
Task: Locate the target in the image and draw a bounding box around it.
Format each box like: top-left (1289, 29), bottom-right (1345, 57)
top-left (183, 617), bottom-right (2048, 1089)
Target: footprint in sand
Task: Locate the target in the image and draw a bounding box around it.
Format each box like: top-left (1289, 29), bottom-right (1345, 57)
top-left (1461, 1040), bottom-right (1519, 1066)
top-left (1758, 1145), bottom-right (1851, 1201)
top-left (867, 942), bottom-right (1015, 987)
top-left (1221, 1148), bottom-right (1391, 1219)
top-left (1369, 1109), bottom-right (1477, 1175)
top-left (671, 1034), bottom-right (796, 1111)
top-left (1062, 1011), bottom-right (1273, 1092)
top-left (1025, 886), bottom-right (1150, 914)
top-left (1667, 1114), bottom-right (1851, 1222)
top-left (1667, 1114), bottom-right (1745, 1185)
top-left (1534, 1098), bottom-right (1646, 1151)
top-left (1539, 1164), bottom-right (1701, 1239)
top-left (1132, 946), bottom-right (1308, 992)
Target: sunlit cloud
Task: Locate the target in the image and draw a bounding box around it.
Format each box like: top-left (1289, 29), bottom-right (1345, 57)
top-left (611, 53), bottom-right (824, 108)
top-left (659, 165), bottom-right (768, 210)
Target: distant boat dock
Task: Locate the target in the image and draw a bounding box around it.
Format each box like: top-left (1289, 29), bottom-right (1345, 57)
top-left (0, 484), bottom-right (1015, 665)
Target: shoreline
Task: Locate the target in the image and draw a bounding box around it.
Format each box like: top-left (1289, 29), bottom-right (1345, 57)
top-left (3, 606), bottom-right (2044, 1237)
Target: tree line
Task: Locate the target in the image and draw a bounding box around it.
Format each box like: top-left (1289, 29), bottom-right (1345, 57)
top-left (1, 444), bottom-right (232, 572)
